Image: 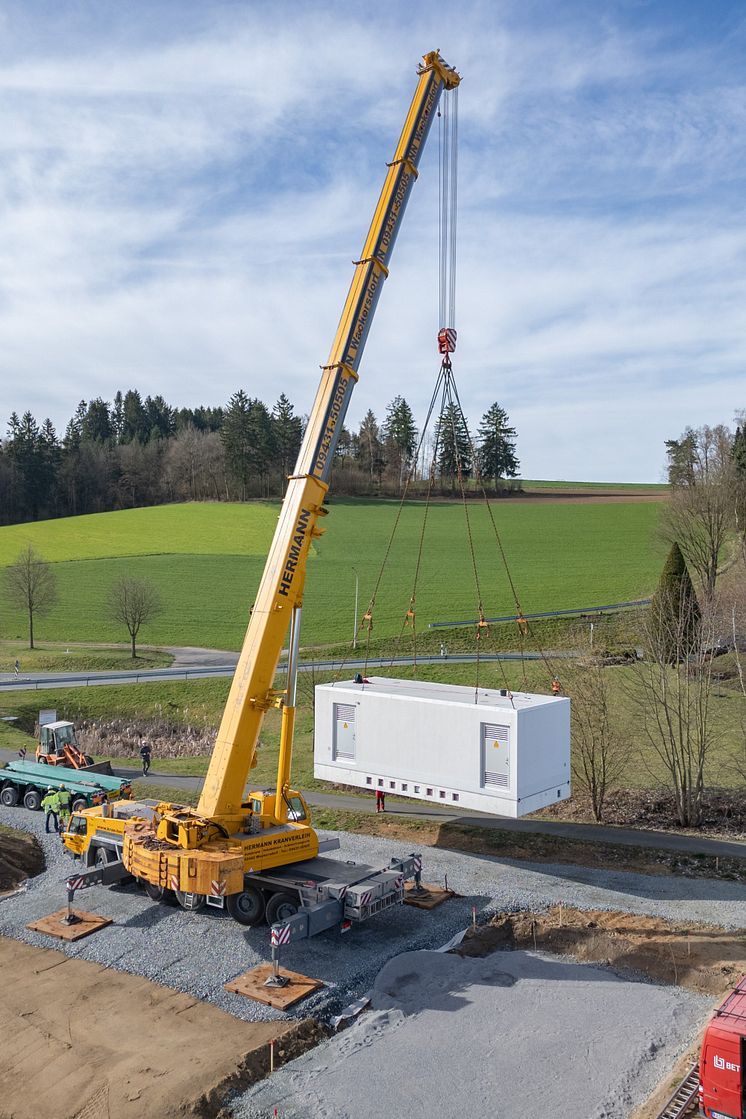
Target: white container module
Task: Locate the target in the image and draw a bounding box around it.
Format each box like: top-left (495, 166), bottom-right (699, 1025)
top-left (314, 677), bottom-right (571, 818)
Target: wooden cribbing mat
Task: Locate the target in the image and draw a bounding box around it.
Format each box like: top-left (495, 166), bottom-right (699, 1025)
top-left (404, 883), bottom-right (455, 910)
top-left (225, 964), bottom-right (324, 1009)
top-left (26, 908), bottom-right (112, 942)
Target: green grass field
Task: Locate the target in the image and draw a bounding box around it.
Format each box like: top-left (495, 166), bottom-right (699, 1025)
top-left (0, 499), bottom-right (666, 650)
top-left (520, 480), bottom-right (668, 493)
top-left (2, 658), bottom-right (743, 792)
top-left (0, 642), bottom-right (172, 673)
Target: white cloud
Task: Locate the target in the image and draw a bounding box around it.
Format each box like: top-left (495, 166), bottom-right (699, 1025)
top-left (0, 1), bottom-right (745, 483)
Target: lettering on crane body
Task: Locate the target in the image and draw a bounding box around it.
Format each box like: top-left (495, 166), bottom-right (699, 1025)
top-left (313, 374), bottom-right (350, 476)
top-left (405, 78), bottom-right (439, 165)
top-left (346, 267), bottom-right (383, 361)
top-left (277, 507), bottom-right (312, 598)
top-left (376, 169), bottom-right (413, 263)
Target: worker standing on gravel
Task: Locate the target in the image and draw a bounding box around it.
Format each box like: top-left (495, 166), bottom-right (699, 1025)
top-left (42, 787), bottom-right (60, 834)
top-left (57, 784), bottom-right (72, 830)
top-left (139, 736), bottom-right (152, 776)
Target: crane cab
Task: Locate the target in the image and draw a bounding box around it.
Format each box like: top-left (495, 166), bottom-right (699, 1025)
top-left (244, 789), bottom-right (310, 828)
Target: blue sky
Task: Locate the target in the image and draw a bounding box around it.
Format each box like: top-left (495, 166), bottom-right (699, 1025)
top-left (0, 0), bottom-right (744, 482)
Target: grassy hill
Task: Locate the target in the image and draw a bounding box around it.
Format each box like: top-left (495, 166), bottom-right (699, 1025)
top-left (0, 499), bottom-right (666, 650)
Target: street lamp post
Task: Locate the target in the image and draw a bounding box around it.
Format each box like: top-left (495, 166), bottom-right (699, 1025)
top-left (352, 567), bottom-right (359, 650)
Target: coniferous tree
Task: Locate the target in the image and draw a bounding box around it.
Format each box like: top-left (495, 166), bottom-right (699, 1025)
top-left (382, 396), bottom-right (417, 489)
top-left (435, 403), bottom-right (471, 490)
top-left (272, 394), bottom-right (303, 483)
top-left (476, 402), bottom-right (519, 488)
top-left (649, 541), bottom-right (700, 663)
top-left (221, 390), bottom-right (253, 499)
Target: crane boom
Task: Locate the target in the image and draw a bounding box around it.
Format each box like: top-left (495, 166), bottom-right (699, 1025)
top-left (198, 50), bottom-right (460, 819)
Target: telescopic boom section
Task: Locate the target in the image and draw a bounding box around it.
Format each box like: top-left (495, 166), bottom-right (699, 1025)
top-left (197, 51), bottom-right (460, 820)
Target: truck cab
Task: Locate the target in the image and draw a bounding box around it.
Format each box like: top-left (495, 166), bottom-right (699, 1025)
top-left (700, 975), bottom-right (746, 1119)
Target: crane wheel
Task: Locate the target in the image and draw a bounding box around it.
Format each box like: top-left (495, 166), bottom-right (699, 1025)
top-left (144, 882), bottom-right (177, 906)
top-left (226, 885), bottom-right (265, 927)
top-left (175, 890), bottom-right (206, 912)
top-left (265, 892), bottom-right (299, 925)
top-left (71, 797), bottom-right (87, 812)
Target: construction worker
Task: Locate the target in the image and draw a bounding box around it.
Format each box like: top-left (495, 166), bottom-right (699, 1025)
top-left (375, 788), bottom-right (386, 813)
top-left (551, 678), bottom-right (562, 696)
top-left (139, 736), bottom-right (152, 776)
top-left (57, 784), bottom-right (72, 830)
top-left (41, 787), bottom-right (60, 834)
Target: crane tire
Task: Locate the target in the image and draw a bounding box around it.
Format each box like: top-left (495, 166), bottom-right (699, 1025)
top-left (144, 882), bottom-right (177, 905)
top-left (226, 885), bottom-right (265, 927)
top-left (265, 891), bottom-right (299, 925)
top-left (175, 889), bottom-right (206, 912)
top-left (71, 796), bottom-right (87, 812)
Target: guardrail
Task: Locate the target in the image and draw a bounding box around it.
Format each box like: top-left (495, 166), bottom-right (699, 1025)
top-left (429, 598), bottom-right (651, 629)
top-left (0, 652), bottom-right (556, 691)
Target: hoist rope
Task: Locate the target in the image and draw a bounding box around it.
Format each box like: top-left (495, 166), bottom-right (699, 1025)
top-left (438, 88), bottom-right (458, 332)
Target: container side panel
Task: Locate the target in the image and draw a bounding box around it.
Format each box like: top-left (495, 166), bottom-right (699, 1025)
top-left (314, 681), bottom-right (570, 818)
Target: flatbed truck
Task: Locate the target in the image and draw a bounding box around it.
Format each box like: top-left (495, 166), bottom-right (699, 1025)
top-left (0, 759), bottom-right (132, 813)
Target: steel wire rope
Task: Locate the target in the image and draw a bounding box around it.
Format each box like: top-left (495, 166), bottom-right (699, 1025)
top-left (441, 366), bottom-right (516, 705)
top-left (388, 367), bottom-right (451, 672)
top-left (322, 363), bottom-right (448, 687)
top-left (446, 374), bottom-right (561, 689)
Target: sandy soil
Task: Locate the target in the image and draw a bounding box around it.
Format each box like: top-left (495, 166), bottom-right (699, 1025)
top-left (0, 827), bottom-right (44, 894)
top-left (0, 936), bottom-right (322, 1119)
top-left (457, 906), bottom-right (746, 996)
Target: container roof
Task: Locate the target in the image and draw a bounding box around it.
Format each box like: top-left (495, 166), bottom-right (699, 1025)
top-left (320, 676), bottom-right (566, 710)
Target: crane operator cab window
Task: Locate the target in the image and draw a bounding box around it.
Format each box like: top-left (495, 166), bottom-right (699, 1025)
top-left (67, 815), bottom-right (89, 836)
top-left (287, 796), bottom-right (307, 822)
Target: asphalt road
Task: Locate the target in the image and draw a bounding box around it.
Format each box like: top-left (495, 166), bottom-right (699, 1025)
top-left (0, 651), bottom-right (551, 691)
top-left (2, 744), bottom-right (741, 861)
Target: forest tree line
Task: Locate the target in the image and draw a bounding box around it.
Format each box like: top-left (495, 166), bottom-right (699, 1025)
top-left (0, 387), bottom-right (519, 525)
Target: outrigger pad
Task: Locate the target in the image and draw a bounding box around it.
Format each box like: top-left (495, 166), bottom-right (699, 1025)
top-left (26, 908), bottom-right (113, 941)
top-left (225, 964), bottom-right (324, 1009)
top-left (404, 882), bottom-right (455, 910)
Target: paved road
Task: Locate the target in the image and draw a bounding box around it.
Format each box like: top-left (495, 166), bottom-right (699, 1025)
top-left (0, 651), bottom-right (554, 692)
top-left (3, 744), bottom-right (737, 862)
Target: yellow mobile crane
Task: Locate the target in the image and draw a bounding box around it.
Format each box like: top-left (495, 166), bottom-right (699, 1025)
top-left (64, 51), bottom-right (460, 933)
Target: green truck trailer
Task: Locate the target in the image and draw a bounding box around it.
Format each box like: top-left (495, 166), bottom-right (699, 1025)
top-left (0, 759), bottom-right (131, 812)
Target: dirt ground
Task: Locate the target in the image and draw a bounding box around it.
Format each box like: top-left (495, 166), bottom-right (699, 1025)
top-left (0, 827), bottom-right (44, 894)
top-left (457, 905), bottom-right (746, 996)
top-left (0, 936), bottom-right (325, 1119)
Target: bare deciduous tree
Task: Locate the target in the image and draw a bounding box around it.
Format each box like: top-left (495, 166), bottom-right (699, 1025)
top-left (109, 576), bottom-right (162, 658)
top-left (628, 587), bottom-right (718, 826)
top-left (564, 661), bottom-right (626, 821)
top-left (662, 425), bottom-right (736, 603)
top-left (3, 544), bottom-right (57, 649)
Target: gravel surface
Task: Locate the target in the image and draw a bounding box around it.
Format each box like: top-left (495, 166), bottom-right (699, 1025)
top-left (1, 804), bottom-right (744, 1029)
top-left (237, 948), bottom-right (713, 1119)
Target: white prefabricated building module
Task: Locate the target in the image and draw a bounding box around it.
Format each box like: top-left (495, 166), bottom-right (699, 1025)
top-left (314, 677), bottom-right (571, 819)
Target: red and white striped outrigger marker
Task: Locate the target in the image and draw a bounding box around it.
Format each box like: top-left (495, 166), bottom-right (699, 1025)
top-left (270, 924), bottom-right (292, 948)
top-left (412, 856), bottom-right (422, 874)
top-left (66, 875), bottom-right (91, 892)
top-left (211, 880), bottom-right (226, 897)
top-left (438, 327), bottom-right (457, 354)
top-left (169, 875), bottom-right (179, 891)
top-left (358, 890), bottom-right (374, 907)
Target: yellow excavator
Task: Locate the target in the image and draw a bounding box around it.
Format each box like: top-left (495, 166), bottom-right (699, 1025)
top-left (64, 51), bottom-right (459, 934)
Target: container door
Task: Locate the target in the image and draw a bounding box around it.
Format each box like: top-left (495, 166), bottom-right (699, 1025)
top-left (333, 704), bottom-right (356, 761)
top-left (481, 723), bottom-right (510, 789)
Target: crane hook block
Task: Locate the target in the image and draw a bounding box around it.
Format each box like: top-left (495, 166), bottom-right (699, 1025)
top-left (438, 327), bottom-right (457, 354)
